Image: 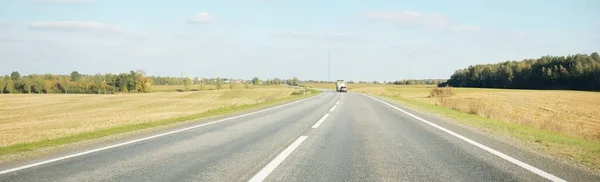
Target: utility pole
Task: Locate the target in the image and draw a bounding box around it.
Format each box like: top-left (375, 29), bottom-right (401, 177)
top-left (328, 52), bottom-right (331, 82)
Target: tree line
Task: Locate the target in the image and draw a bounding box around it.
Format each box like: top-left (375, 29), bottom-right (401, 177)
top-left (439, 52), bottom-right (600, 91)
top-left (151, 76), bottom-right (299, 86)
top-left (389, 79), bottom-right (446, 85)
top-left (0, 70), bottom-right (152, 94)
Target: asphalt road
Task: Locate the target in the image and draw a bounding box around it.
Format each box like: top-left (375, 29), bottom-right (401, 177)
top-left (0, 92), bottom-right (599, 181)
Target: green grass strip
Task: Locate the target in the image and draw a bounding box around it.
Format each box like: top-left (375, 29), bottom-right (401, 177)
top-left (0, 91), bottom-right (320, 156)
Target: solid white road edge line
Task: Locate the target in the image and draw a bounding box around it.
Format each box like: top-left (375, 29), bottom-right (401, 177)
top-left (0, 94), bottom-right (323, 176)
top-left (312, 113), bottom-right (330, 129)
top-left (329, 105), bottom-right (337, 112)
top-left (365, 95), bottom-right (567, 182)
top-left (249, 136), bottom-right (307, 182)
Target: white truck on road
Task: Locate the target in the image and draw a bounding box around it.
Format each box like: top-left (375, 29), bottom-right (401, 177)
top-left (336, 80), bottom-right (347, 92)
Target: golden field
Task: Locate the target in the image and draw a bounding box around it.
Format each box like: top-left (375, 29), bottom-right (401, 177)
top-left (359, 86), bottom-right (600, 140)
top-left (0, 87), bottom-right (297, 148)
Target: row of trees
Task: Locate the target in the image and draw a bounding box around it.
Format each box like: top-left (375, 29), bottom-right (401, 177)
top-left (150, 76), bottom-right (185, 85)
top-left (176, 76), bottom-right (300, 92)
top-left (440, 52), bottom-right (600, 91)
top-left (389, 79), bottom-right (446, 85)
top-left (152, 76), bottom-right (299, 86)
top-left (0, 70), bottom-right (152, 94)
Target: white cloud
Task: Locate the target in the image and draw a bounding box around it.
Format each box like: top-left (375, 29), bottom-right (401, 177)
top-left (188, 12), bottom-right (216, 24)
top-left (363, 11), bottom-right (451, 29)
top-left (275, 32), bottom-right (368, 43)
top-left (453, 24), bottom-right (482, 32)
top-left (32, 0), bottom-right (93, 3)
top-left (29, 21), bottom-right (124, 33)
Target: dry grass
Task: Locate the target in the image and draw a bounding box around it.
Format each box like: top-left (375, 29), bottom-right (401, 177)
top-left (151, 84), bottom-right (286, 92)
top-left (351, 85), bottom-right (600, 140)
top-left (0, 88), bottom-right (296, 148)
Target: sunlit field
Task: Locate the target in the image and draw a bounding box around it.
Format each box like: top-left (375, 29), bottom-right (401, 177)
top-left (0, 87), bottom-right (297, 148)
top-left (353, 85), bottom-right (600, 140)
top-left (306, 83), bottom-right (600, 139)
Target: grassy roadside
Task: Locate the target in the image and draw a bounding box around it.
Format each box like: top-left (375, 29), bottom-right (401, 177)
top-left (374, 93), bottom-right (600, 171)
top-left (0, 89), bottom-right (320, 156)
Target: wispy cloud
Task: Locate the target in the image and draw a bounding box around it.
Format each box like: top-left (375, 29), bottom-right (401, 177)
top-left (275, 32), bottom-right (369, 43)
top-left (31, 0), bottom-right (93, 3)
top-left (188, 12), bottom-right (216, 24)
top-left (363, 10), bottom-right (484, 33)
top-left (453, 24), bottom-right (482, 32)
top-left (29, 21), bottom-right (124, 33)
top-left (363, 11), bottom-right (451, 29)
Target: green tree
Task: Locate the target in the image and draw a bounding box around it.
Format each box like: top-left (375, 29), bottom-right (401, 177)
top-left (229, 78), bottom-right (234, 89)
top-left (22, 80), bottom-right (32, 94)
top-left (0, 78), bottom-right (5, 94)
top-left (10, 71), bottom-right (20, 81)
top-left (58, 77), bottom-right (71, 93)
top-left (70, 71), bottom-right (81, 81)
top-left (32, 76), bottom-right (45, 94)
top-left (591, 52), bottom-right (600, 61)
top-left (91, 75), bottom-right (106, 94)
top-left (5, 79), bottom-right (14, 94)
top-left (216, 77), bottom-right (222, 90)
top-left (183, 77), bottom-right (192, 91)
top-left (252, 77), bottom-right (260, 85)
top-left (44, 80), bottom-right (55, 94)
top-left (134, 70), bottom-right (152, 93)
top-left (272, 78), bottom-right (282, 85)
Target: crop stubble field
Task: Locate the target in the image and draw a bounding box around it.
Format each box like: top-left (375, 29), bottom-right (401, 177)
top-left (0, 86), bottom-right (297, 148)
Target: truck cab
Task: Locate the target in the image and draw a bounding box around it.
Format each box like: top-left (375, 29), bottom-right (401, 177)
top-left (336, 80), bottom-right (347, 92)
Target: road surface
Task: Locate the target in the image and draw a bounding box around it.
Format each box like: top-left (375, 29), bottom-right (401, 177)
top-left (0, 92), bottom-right (598, 181)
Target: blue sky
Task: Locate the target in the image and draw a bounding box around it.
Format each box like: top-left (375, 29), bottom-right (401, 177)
top-left (0, 0), bottom-right (598, 81)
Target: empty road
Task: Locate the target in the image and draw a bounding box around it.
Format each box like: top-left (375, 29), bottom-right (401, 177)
top-left (0, 92), bottom-right (598, 181)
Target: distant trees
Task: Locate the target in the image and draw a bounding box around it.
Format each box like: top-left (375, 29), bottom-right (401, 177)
top-left (215, 77), bottom-right (222, 90)
top-left (0, 70), bottom-right (153, 94)
top-left (288, 77), bottom-right (299, 86)
top-left (389, 79), bottom-right (446, 85)
top-left (183, 77), bottom-right (192, 91)
top-left (149, 76), bottom-right (184, 85)
top-left (5, 78), bottom-right (14, 94)
top-left (270, 78), bottom-right (282, 85)
top-left (252, 77), bottom-right (260, 85)
top-left (440, 52), bottom-right (600, 91)
top-left (70, 71), bottom-right (81, 82)
top-left (0, 78), bottom-right (5, 94)
top-left (10, 71), bottom-right (20, 81)
top-left (135, 70), bottom-right (152, 93)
